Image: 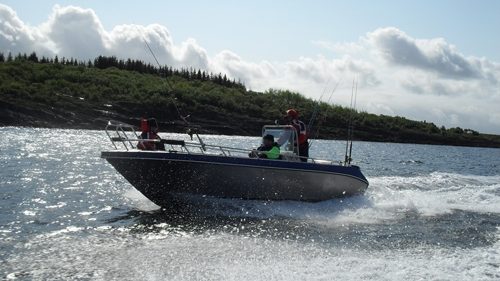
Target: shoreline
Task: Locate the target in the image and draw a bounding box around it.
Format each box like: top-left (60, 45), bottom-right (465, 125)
top-left (3, 124), bottom-right (500, 149)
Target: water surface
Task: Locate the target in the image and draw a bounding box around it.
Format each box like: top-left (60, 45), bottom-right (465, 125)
top-left (1, 127), bottom-right (499, 280)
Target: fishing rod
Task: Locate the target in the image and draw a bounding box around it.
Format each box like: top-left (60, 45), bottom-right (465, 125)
top-left (142, 36), bottom-right (206, 150)
top-left (308, 78), bottom-right (343, 148)
top-left (344, 76), bottom-right (358, 165)
top-left (309, 78), bottom-right (343, 129)
top-left (143, 38), bottom-right (174, 91)
top-left (308, 79), bottom-right (331, 130)
top-left (348, 77), bottom-right (358, 164)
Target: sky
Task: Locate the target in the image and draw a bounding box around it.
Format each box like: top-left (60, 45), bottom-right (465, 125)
top-left (1, 0), bottom-right (500, 133)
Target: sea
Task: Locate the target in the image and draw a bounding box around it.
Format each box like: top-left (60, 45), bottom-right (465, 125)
top-left (1, 127), bottom-right (499, 280)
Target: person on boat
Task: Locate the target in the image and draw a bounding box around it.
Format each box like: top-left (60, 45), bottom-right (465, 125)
top-left (285, 109), bottom-right (309, 162)
top-left (249, 134), bottom-right (281, 159)
top-left (137, 117), bottom-right (162, 150)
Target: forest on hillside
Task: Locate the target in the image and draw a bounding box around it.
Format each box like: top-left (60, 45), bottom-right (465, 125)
top-left (1, 52), bottom-right (499, 148)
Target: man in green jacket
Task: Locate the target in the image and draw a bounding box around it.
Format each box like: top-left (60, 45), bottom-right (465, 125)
top-left (249, 134), bottom-right (281, 159)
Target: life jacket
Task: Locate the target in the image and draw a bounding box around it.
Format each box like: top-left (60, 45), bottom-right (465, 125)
top-left (292, 119), bottom-right (308, 145)
top-left (258, 143), bottom-right (280, 159)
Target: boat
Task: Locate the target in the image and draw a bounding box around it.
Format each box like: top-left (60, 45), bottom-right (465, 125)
top-left (101, 120), bottom-right (369, 206)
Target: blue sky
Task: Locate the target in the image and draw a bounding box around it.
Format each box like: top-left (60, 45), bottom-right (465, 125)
top-left (3, 0), bottom-right (500, 62)
top-left (1, 1), bottom-right (500, 133)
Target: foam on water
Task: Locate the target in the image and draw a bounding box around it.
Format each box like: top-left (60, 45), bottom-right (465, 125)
top-left (323, 172), bottom-right (500, 225)
top-left (153, 172), bottom-right (500, 227)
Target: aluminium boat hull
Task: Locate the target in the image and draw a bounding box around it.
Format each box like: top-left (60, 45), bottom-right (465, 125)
top-left (101, 151), bottom-right (369, 205)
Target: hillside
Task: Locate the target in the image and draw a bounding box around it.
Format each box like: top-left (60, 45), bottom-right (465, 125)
top-left (1, 54), bottom-right (500, 148)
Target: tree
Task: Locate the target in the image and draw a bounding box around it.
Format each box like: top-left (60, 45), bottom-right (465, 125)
top-left (0, 53), bottom-right (4, 62)
top-left (448, 127), bottom-right (464, 134)
top-left (7, 52), bottom-right (13, 62)
top-left (28, 52), bottom-right (38, 62)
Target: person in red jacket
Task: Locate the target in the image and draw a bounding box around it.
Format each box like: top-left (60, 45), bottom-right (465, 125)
top-left (285, 109), bottom-right (309, 162)
top-left (137, 117), bottom-right (160, 150)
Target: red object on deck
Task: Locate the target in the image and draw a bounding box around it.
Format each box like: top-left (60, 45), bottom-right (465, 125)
top-left (140, 118), bottom-right (149, 133)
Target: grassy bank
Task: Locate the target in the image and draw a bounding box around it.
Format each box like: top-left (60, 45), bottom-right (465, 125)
top-left (1, 54), bottom-right (499, 148)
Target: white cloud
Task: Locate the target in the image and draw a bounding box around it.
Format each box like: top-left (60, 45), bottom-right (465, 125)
top-left (312, 40), bottom-right (364, 55)
top-left (111, 24), bottom-right (178, 67)
top-left (0, 3), bottom-right (54, 56)
top-left (45, 5), bottom-right (108, 58)
top-left (366, 27), bottom-right (483, 80)
top-left (0, 4), bottom-right (499, 133)
top-left (0, 4), bottom-right (209, 68)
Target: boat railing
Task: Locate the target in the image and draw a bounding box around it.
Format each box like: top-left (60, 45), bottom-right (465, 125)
top-left (105, 120), bottom-right (141, 150)
top-left (166, 140), bottom-right (340, 164)
top-left (104, 121), bottom-right (343, 165)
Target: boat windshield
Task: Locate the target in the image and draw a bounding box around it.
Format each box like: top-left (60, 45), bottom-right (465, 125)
top-left (262, 126), bottom-right (298, 154)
